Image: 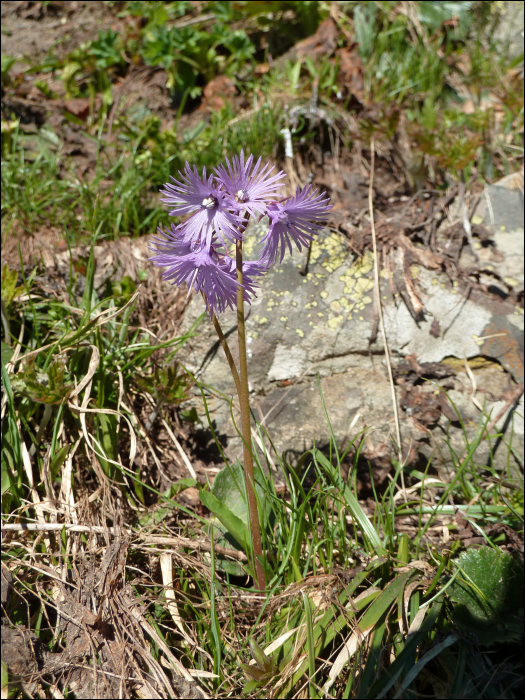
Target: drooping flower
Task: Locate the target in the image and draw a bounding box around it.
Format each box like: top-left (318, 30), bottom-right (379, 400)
top-left (214, 150), bottom-right (286, 219)
top-left (149, 223), bottom-right (262, 318)
top-left (160, 164), bottom-right (241, 250)
top-left (260, 185), bottom-right (332, 264)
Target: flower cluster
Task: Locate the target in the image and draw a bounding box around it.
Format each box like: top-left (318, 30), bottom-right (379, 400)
top-left (149, 151), bottom-right (332, 318)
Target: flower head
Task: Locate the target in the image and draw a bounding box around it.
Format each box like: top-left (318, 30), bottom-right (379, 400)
top-left (151, 154), bottom-right (332, 319)
top-left (260, 185), bottom-right (332, 264)
top-left (160, 164), bottom-right (241, 250)
top-left (215, 150), bottom-right (285, 219)
top-left (149, 223), bottom-right (263, 318)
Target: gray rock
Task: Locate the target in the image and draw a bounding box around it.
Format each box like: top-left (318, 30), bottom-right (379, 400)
top-left (178, 186), bottom-right (523, 476)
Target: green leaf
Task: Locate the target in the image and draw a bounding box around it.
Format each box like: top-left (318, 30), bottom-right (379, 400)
top-left (97, 412), bottom-right (118, 476)
top-left (180, 407), bottom-right (202, 425)
top-left (1, 263), bottom-right (24, 306)
top-left (199, 489), bottom-right (249, 551)
top-left (360, 570), bottom-right (414, 632)
top-left (1, 341), bottom-right (13, 366)
top-left (311, 448), bottom-right (385, 554)
top-left (211, 461), bottom-right (272, 528)
top-left (448, 546), bottom-right (524, 644)
top-left (11, 356), bottom-right (73, 405)
top-left (393, 634), bottom-right (458, 698)
top-left (49, 445), bottom-right (70, 483)
top-left (134, 466), bottom-right (145, 505)
top-left (249, 638), bottom-right (276, 674)
top-left (1, 658), bottom-right (9, 698)
top-left (135, 362), bottom-right (193, 405)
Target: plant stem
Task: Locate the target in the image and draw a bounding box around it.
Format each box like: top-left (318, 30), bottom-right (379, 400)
top-left (235, 238), bottom-right (266, 592)
top-left (201, 291), bottom-right (241, 397)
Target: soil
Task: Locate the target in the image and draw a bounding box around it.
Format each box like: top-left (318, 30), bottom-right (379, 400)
top-left (1, 1), bottom-right (126, 69)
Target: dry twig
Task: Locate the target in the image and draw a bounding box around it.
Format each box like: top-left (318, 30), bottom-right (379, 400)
top-left (368, 139), bottom-right (405, 495)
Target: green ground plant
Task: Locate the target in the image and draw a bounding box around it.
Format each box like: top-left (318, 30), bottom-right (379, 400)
top-left (1, 1), bottom-right (524, 698)
top-left (1, 241), bottom-right (523, 697)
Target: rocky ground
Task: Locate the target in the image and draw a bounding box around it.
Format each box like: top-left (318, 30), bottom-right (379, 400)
top-left (175, 176), bottom-right (524, 481)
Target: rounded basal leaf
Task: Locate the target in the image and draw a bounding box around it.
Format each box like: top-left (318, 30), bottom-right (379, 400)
top-left (211, 462), bottom-right (271, 527)
top-left (449, 546), bottom-right (524, 645)
top-left (204, 462), bottom-right (272, 576)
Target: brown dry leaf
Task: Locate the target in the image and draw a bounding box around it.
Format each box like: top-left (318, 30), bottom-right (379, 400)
top-left (400, 386), bottom-right (442, 427)
top-left (335, 46), bottom-right (365, 102)
top-left (397, 230), bottom-right (443, 269)
top-left (295, 17), bottom-right (339, 60)
top-left (200, 76), bottom-right (236, 113)
top-left (254, 62), bottom-right (270, 77)
top-left (63, 98), bottom-right (93, 121)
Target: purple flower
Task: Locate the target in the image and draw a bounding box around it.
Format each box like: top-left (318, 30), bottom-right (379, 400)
top-left (223, 256), bottom-right (266, 305)
top-left (149, 224), bottom-right (263, 318)
top-left (214, 150), bottom-right (286, 219)
top-left (160, 164), bottom-right (241, 250)
top-left (260, 185), bottom-right (332, 264)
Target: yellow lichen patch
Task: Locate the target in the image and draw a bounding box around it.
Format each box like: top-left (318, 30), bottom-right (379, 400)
top-left (340, 274), bottom-right (355, 292)
top-left (410, 265), bottom-right (420, 279)
top-left (259, 317), bottom-right (268, 325)
top-left (280, 315), bottom-right (288, 323)
top-left (242, 233), bottom-right (258, 259)
top-left (317, 312), bottom-right (324, 317)
top-left (267, 298), bottom-right (277, 310)
top-left (431, 278), bottom-right (438, 285)
top-left (339, 251), bottom-right (375, 294)
top-left (309, 231), bottom-right (347, 272)
top-left (472, 334), bottom-right (484, 346)
top-left (380, 268), bottom-right (391, 279)
top-left (472, 215), bottom-right (483, 225)
top-left (328, 315), bottom-right (343, 330)
top-left (320, 290), bottom-right (328, 299)
top-left (362, 295), bottom-right (372, 305)
top-left (355, 277), bottom-right (374, 295)
top-left (292, 301), bottom-right (298, 306)
top-left (296, 328), bottom-right (305, 337)
top-left (504, 277), bottom-right (518, 287)
top-left (359, 316), bottom-right (364, 321)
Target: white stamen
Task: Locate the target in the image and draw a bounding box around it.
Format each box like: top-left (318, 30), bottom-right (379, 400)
top-left (236, 189), bottom-right (249, 202)
top-left (202, 197), bottom-right (216, 209)
top-left (187, 267), bottom-right (199, 298)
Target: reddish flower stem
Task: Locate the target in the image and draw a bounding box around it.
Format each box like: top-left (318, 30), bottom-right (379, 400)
top-left (235, 238), bottom-right (266, 592)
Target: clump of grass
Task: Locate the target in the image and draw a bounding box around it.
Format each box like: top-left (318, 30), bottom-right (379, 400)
top-left (1, 102), bottom-right (282, 248)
